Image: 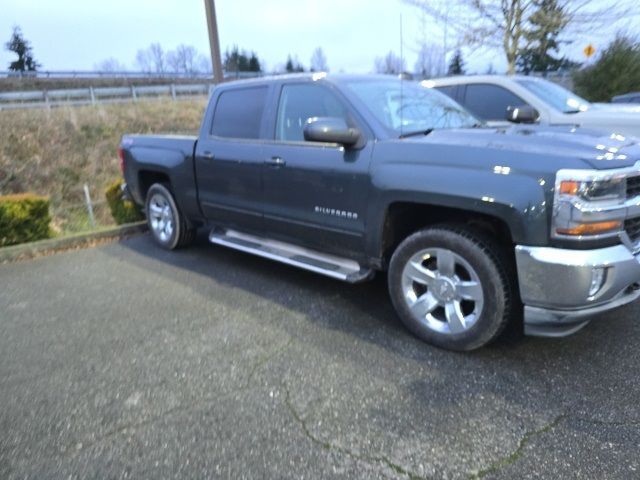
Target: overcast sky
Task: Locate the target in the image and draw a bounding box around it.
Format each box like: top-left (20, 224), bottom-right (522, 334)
top-left (0, 0), bottom-right (629, 75)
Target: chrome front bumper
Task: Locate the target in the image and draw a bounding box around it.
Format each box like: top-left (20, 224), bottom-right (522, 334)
top-left (515, 244), bottom-right (640, 337)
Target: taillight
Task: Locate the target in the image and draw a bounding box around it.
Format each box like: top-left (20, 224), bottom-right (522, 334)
top-left (117, 147), bottom-right (125, 174)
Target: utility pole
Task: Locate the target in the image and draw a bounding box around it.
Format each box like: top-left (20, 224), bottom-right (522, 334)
top-left (204, 0), bottom-right (224, 83)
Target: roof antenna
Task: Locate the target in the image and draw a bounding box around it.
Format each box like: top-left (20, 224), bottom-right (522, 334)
top-left (400, 13), bottom-right (404, 137)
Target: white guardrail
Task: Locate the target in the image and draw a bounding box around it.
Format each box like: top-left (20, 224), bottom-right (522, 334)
top-left (0, 83), bottom-right (216, 110)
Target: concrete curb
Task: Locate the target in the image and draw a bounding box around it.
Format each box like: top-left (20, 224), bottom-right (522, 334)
top-left (0, 221), bottom-right (148, 263)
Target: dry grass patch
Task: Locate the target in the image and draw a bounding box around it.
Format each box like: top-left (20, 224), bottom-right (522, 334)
top-left (0, 99), bottom-right (205, 205)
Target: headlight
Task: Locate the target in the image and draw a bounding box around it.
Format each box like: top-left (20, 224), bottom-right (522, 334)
top-left (558, 178), bottom-right (626, 202)
top-left (553, 169), bottom-right (627, 239)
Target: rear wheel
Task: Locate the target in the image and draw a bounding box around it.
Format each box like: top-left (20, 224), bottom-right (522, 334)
top-left (145, 183), bottom-right (195, 250)
top-left (388, 224), bottom-right (515, 351)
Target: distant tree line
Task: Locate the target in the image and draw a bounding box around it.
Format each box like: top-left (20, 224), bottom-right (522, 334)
top-left (133, 43), bottom-right (211, 76)
top-left (223, 46), bottom-right (261, 73)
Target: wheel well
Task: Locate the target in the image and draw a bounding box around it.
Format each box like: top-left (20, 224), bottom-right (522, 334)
top-left (138, 170), bottom-right (170, 200)
top-left (381, 202), bottom-right (514, 264)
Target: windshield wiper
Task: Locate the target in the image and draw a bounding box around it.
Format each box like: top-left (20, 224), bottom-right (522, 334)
top-left (399, 128), bottom-right (434, 139)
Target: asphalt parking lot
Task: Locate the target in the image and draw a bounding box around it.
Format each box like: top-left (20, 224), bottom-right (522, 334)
top-left (1, 232), bottom-right (639, 479)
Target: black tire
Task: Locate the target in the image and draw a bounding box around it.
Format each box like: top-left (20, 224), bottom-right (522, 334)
top-left (145, 183), bottom-right (196, 250)
top-left (387, 224), bottom-right (517, 351)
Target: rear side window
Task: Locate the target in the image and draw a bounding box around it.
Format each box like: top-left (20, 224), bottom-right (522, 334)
top-left (211, 86), bottom-right (268, 139)
top-left (462, 84), bottom-right (528, 121)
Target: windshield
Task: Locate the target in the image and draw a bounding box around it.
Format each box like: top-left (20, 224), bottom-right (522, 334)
top-left (344, 78), bottom-right (479, 135)
top-left (515, 78), bottom-right (590, 114)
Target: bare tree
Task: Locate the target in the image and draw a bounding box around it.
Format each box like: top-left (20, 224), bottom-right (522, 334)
top-left (374, 51), bottom-right (406, 74)
top-left (135, 49), bottom-right (152, 74)
top-left (135, 43), bottom-right (166, 74)
top-left (197, 54), bottom-right (212, 75)
top-left (94, 57), bottom-right (127, 73)
top-left (310, 47), bottom-right (329, 72)
top-left (414, 43), bottom-right (445, 78)
top-left (167, 45), bottom-right (199, 76)
top-left (405, 0), bottom-right (636, 74)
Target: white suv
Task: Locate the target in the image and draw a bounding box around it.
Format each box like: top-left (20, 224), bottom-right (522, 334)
top-left (426, 75), bottom-right (640, 139)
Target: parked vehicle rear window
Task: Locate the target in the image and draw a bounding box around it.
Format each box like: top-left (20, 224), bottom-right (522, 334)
top-left (211, 86), bottom-right (268, 139)
top-left (463, 84), bottom-right (528, 121)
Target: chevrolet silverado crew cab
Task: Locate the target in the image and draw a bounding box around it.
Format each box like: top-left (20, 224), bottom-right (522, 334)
top-left (119, 73), bottom-right (640, 351)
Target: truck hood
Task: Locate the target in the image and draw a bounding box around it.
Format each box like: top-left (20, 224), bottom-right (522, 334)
top-left (407, 125), bottom-right (640, 170)
top-left (591, 102), bottom-right (640, 114)
top-left (566, 105), bottom-right (640, 139)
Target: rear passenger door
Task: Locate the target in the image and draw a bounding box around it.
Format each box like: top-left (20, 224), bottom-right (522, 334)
top-left (195, 85), bottom-right (270, 234)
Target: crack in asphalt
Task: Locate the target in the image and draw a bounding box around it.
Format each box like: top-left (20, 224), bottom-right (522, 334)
top-left (470, 414), bottom-right (566, 479)
top-left (246, 337), bottom-right (293, 386)
top-left (283, 385), bottom-right (425, 480)
top-left (63, 338), bottom-right (294, 456)
top-left (570, 415), bottom-right (640, 427)
top-left (469, 411), bottom-right (640, 479)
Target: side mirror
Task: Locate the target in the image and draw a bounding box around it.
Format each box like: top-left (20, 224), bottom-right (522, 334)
top-left (506, 105), bottom-right (540, 124)
top-left (303, 117), bottom-right (361, 146)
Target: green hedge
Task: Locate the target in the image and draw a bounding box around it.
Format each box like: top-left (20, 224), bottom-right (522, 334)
top-left (105, 179), bottom-right (144, 225)
top-left (0, 194), bottom-right (52, 247)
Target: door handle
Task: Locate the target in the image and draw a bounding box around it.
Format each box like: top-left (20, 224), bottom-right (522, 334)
top-left (202, 151), bottom-right (214, 160)
top-left (265, 156), bottom-right (286, 167)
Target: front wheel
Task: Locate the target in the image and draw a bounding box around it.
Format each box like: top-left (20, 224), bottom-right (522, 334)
top-left (145, 183), bottom-right (195, 250)
top-left (388, 224), bottom-right (516, 351)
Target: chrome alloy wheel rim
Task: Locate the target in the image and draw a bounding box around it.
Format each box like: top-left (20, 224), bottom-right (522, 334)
top-left (401, 248), bottom-right (484, 335)
top-left (148, 193), bottom-right (175, 243)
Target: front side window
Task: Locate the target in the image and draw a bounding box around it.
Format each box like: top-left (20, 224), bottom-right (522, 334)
top-left (211, 86), bottom-right (268, 139)
top-left (345, 79), bottom-right (478, 134)
top-left (276, 83), bottom-right (349, 142)
top-left (463, 84), bottom-right (528, 121)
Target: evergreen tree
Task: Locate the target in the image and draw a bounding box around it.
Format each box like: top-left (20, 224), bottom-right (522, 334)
top-left (248, 52), bottom-right (261, 72)
top-left (447, 49), bottom-right (465, 75)
top-left (517, 0), bottom-right (568, 73)
top-left (573, 36), bottom-right (640, 102)
top-left (223, 46), bottom-right (260, 73)
top-left (5, 26), bottom-right (39, 72)
top-left (285, 56), bottom-right (294, 73)
top-left (285, 55), bottom-right (304, 73)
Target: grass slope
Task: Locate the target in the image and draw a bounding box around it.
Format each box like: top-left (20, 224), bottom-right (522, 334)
top-left (0, 99), bottom-right (205, 205)
top-left (0, 99), bottom-right (205, 235)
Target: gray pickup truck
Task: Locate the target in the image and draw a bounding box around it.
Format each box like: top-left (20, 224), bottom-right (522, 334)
top-left (119, 73), bottom-right (640, 351)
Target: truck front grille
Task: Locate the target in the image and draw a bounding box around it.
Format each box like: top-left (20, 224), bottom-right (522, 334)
top-left (625, 217), bottom-right (640, 244)
top-left (627, 175), bottom-right (640, 198)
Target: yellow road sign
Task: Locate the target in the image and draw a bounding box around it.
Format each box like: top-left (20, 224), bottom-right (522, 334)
top-left (584, 44), bottom-right (596, 58)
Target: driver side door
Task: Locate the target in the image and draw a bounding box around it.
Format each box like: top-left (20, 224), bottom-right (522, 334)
top-left (261, 82), bottom-right (373, 258)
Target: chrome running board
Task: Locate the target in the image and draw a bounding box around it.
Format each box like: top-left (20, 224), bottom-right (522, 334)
top-left (209, 228), bottom-right (373, 283)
